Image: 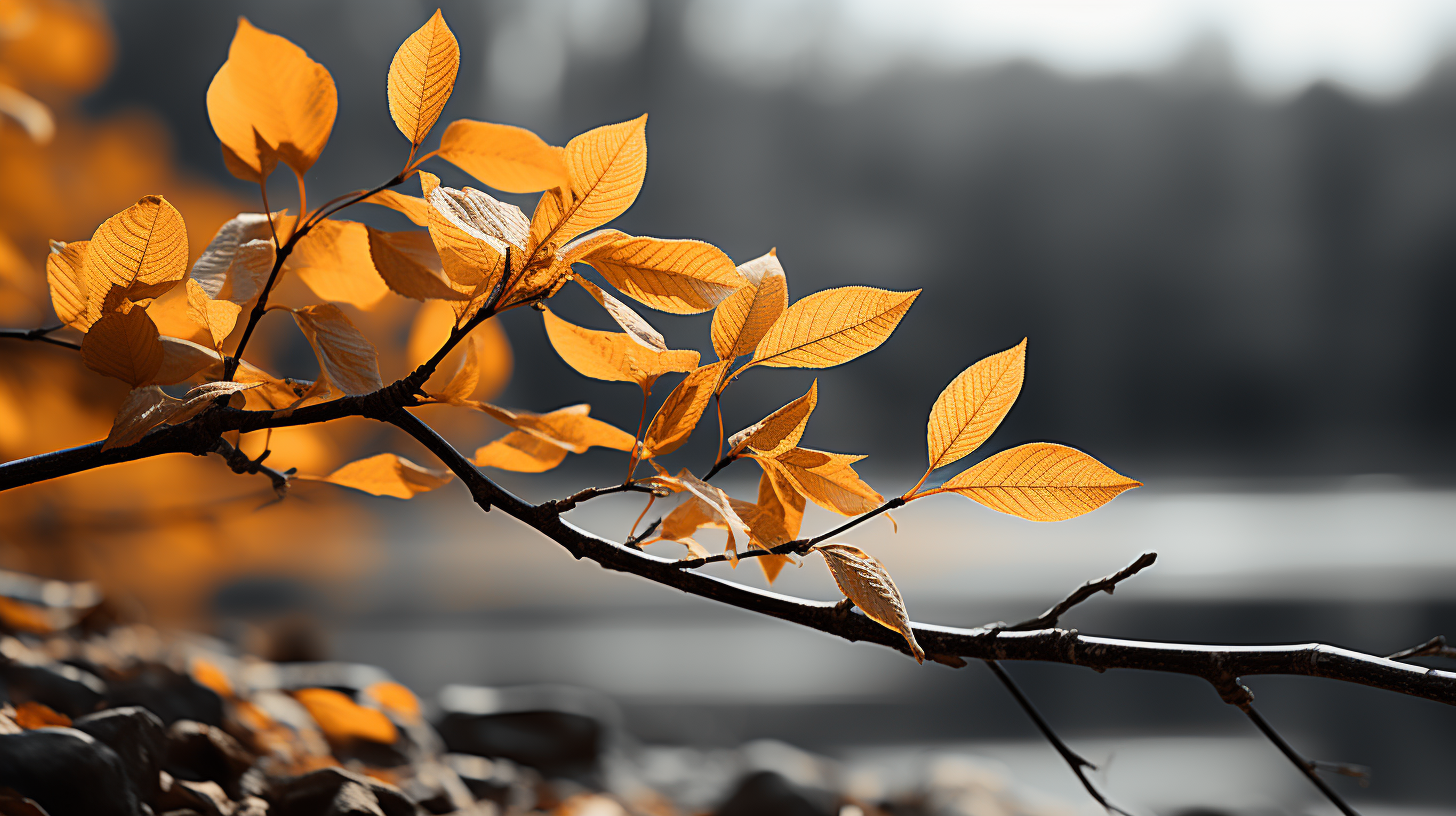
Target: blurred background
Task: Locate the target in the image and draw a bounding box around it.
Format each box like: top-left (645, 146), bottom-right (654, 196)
top-left (4, 0), bottom-right (1456, 812)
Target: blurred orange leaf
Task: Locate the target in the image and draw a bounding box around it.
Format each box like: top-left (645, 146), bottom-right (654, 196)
top-left (310, 453), bottom-right (452, 499)
top-left (293, 687), bottom-right (397, 745)
top-left (474, 430), bottom-right (569, 472)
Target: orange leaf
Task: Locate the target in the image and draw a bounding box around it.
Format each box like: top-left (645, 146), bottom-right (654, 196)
top-left (191, 212), bottom-right (283, 305)
top-left (474, 431), bottom-right (569, 472)
top-left (576, 277), bottom-right (666, 351)
top-left (293, 687), bottom-right (397, 745)
top-left (541, 307), bottom-right (699, 389)
top-left (366, 227), bottom-right (463, 302)
top-left (368, 189), bottom-right (432, 226)
top-left (81, 304), bottom-right (164, 386)
top-left (727, 379), bottom-right (817, 459)
top-left (291, 304), bottom-right (383, 396)
top-left (576, 230), bottom-right (746, 314)
top-left (364, 681), bottom-right (421, 721)
top-left (814, 543), bottom-right (923, 662)
top-left (184, 279), bottom-right (242, 348)
top-left (285, 220), bottom-right (390, 309)
top-left (431, 185), bottom-right (530, 251)
top-left (642, 361), bottom-right (731, 458)
top-left (83, 195), bottom-right (188, 313)
top-left (387, 9), bottom-right (459, 145)
top-left (191, 658), bottom-right (235, 698)
top-left (46, 239), bottom-right (93, 331)
top-left (207, 18), bottom-right (337, 178)
top-left (652, 469), bottom-right (750, 559)
top-left (712, 249), bottom-right (787, 361)
top-left (528, 115), bottom-right (647, 256)
top-left (153, 337), bottom-right (224, 386)
top-left (311, 453), bottom-right (452, 499)
top-left (456, 402), bottom-right (633, 453)
top-left (762, 447), bottom-right (883, 517)
top-left (12, 701), bottom-right (70, 730)
top-left (438, 119), bottom-right (569, 194)
top-left (168, 380), bottom-right (266, 425)
top-left (749, 286), bottom-right (918, 370)
top-left (407, 300), bottom-right (512, 400)
top-left (101, 386), bottom-right (177, 451)
top-left (926, 339), bottom-right (1026, 473)
top-left (938, 443), bottom-right (1140, 521)
top-left (754, 464), bottom-right (805, 583)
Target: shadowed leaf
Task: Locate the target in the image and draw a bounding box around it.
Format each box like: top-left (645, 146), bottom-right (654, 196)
top-left (577, 230), bottom-right (745, 314)
top-left (310, 453), bottom-right (452, 499)
top-left (438, 119), bottom-right (568, 193)
top-left (814, 543), bottom-right (923, 662)
top-left (541, 307), bottom-right (698, 389)
top-left (474, 431), bottom-right (570, 472)
top-left (292, 304), bottom-right (383, 396)
top-left (643, 361), bottom-right (730, 458)
top-left (285, 220), bottom-right (390, 309)
top-left (81, 304), bottom-right (164, 386)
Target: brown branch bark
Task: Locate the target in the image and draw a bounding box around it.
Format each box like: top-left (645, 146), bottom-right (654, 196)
top-left (0, 326), bottom-right (80, 350)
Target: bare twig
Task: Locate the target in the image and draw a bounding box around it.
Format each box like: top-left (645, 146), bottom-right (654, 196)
top-left (212, 438), bottom-right (292, 496)
top-left (1244, 706), bottom-right (1362, 816)
top-left (0, 326), bottom-right (80, 350)
top-left (543, 482), bottom-right (661, 515)
top-left (1386, 635), bottom-right (1456, 662)
top-left (996, 552), bottom-right (1158, 632)
top-left (985, 660), bottom-right (1133, 816)
top-left (671, 497), bottom-right (906, 570)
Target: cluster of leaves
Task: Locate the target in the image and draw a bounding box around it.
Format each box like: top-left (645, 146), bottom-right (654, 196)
top-left (21, 10), bottom-right (1140, 658)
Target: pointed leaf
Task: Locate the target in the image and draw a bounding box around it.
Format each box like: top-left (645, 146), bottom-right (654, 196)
top-left (750, 286), bottom-right (919, 370)
top-left (758, 463), bottom-right (805, 541)
top-left (814, 543), bottom-right (923, 662)
top-left (577, 230), bottom-right (745, 314)
top-left (191, 212), bottom-right (283, 304)
top-left (285, 220), bottom-right (390, 309)
top-left (474, 431), bottom-right (569, 472)
top-left (727, 379), bottom-right (817, 459)
top-left (292, 304), bottom-right (383, 396)
top-left (46, 239), bottom-right (93, 331)
top-left (310, 453), bottom-right (451, 499)
top-left (456, 402), bottom-right (633, 453)
top-left (431, 186), bottom-right (529, 251)
top-left (927, 339), bottom-right (1027, 472)
top-left (541, 307), bottom-right (698, 388)
top-left (81, 304), bottom-right (164, 386)
top-left (102, 386), bottom-right (180, 451)
top-left (643, 360), bottom-right (730, 458)
top-left (168, 380), bottom-right (265, 425)
top-left (368, 189), bottom-right (432, 226)
top-left (83, 195), bottom-right (188, 313)
top-left (659, 469), bottom-right (750, 558)
top-left (527, 115), bottom-right (647, 255)
top-left (425, 188), bottom-right (508, 291)
top-left (438, 119), bottom-right (569, 194)
top-left (712, 249), bottom-right (787, 361)
top-left (763, 447), bottom-right (883, 517)
top-left (185, 279), bottom-right (242, 348)
top-left (367, 227), bottom-right (466, 301)
top-left (940, 443), bottom-right (1141, 521)
top-left (576, 277), bottom-right (666, 351)
top-left (388, 9), bottom-right (459, 145)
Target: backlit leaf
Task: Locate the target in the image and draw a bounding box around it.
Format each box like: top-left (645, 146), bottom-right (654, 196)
top-left (577, 230), bottom-right (745, 314)
top-left (46, 239), bottom-right (93, 331)
top-left (191, 212), bottom-right (283, 304)
top-left (939, 443), bottom-right (1140, 521)
top-left (656, 469), bottom-right (750, 559)
top-left (168, 380), bottom-right (265, 425)
top-left (435, 331), bottom-right (482, 403)
top-left (814, 543), bottom-right (923, 662)
top-left (367, 227), bottom-right (465, 302)
top-left (642, 361), bottom-right (731, 458)
top-left (81, 304), bottom-right (164, 386)
top-left (83, 195), bottom-right (188, 312)
top-left (407, 300), bottom-right (512, 400)
top-left (292, 304), bottom-right (384, 396)
top-left (927, 339), bottom-right (1026, 472)
top-left (727, 380), bottom-right (817, 459)
top-left (474, 431), bottom-right (569, 472)
top-left (425, 187), bottom-right (509, 291)
top-left (541, 307), bottom-right (699, 389)
top-left (184, 279), bottom-right (242, 348)
top-left (431, 186), bottom-right (530, 251)
top-left (749, 286), bottom-right (919, 370)
top-left (154, 337), bottom-right (223, 386)
top-left (293, 687), bottom-right (397, 745)
top-left (285, 220), bottom-right (390, 309)
top-left (456, 402), bottom-right (633, 453)
top-left (102, 386), bottom-right (178, 451)
top-left (576, 277), bottom-right (666, 351)
top-left (207, 18), bottom-right (337, 177)
top-left (762, 447), bottom-right (883, 517)
top-left (368, 189), bottom-right (431, 226)
top-left (712, 249), bottom-right (787, 361)
top-left (387, 9), bottom-right (459, 145)
top-left (312, 453), bottom-right (452, 499)
top-left (438, 119), bottom-right (569, 194)
top-left (528, 115), bottom-right (647, 256)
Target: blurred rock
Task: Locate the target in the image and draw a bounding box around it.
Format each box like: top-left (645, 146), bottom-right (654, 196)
top-left (714, 770), bottom-right (836, 816)
top-left (166, 720), bottom-right (254, 799)
top-left (0, 727), bottom-right (142, 816)
top-left (265, 768), bottom-right (413, 816)
top-left (74, 706), bottom-right (168, 805)
top-left (109, 666), bottom-right (224, 727)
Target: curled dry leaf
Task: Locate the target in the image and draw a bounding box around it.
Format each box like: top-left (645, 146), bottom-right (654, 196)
top-left (184, 279), bottom-right (242, 348)
top-left (101, 386), bottom-right (177, 451)
top-left (712, 249), bottom-right (788, 363)
top-left (83, 195), bottom-right (188, 313)
top-left (387, 9), bottom-right (459, 145)
top-left (474, 431), bottom-right (570, 473)
top-left (457, 402), bottom-right (633, 454)
top-left (528, 115), bottom-right (647, 256)
top-left (760, 447), bottom-right (883, 517)
top-left (576, 230), bottom-right (745, 314)
top-left (191, 212), bottom-right (284, 304)
top-left (207, 17), bottom-right (337, 178)
top-left (45, 239), bottom-right (93, 331)
top-left (168, 380), bottom-right (265, 425)
top-left (438, 119), bottom-right (569, 194)
top-left (814, 543), bottom-right (924, 662)
top-left (642, 361), bottom-right (731, 458)
top-left (308, 453), bottom-right (452, 499)
top-left (541, 307), bottom-right (698, 389)
top-left (291, 304), bottom-right (384, 396)
top-left (576, 277), bottom-right (666, 351)
top-left (727, 380), bottom-right (817, 459)
top-left (939, 442), bottom-right (1141, 522)
top-left (285, 220), bottom-right (390, 309)
top-left (366, 227), bottom-right (465, 302)
top-left (425, 187), bottom-right (509, 293)
top-left (292, 687), bottom-right (398, 745)
top-left (653, 469), bottom-right (750, 559)
top-left (926, 339), bottom-right (1026, 474)
top-left (81, 303), bottom-right (164, 386)
top-left (749, 286), bottom-right (919, 370)
top-left (430, 186), bottom-right (530, 252)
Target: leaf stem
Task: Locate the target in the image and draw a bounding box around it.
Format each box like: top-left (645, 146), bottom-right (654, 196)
top-left (713, 393), bottom-right (725, 468)
top-left (627, 384), bottom-right (650, 481)
top-left (904, 466), bottom-right (933, 500)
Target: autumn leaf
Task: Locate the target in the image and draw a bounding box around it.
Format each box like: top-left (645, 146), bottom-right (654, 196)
top-left (576, 277), bottom-right (667, 351)
top-left (814, 543), bottom-right (923, 662)
top-left (407, 300), bottom-right (512, 400)
top-left (711, 249), bottom-right (787, 362)
top-left (185, 279), bottom-right (242, 348)
top-left (285, 220), bottom-right (390, 309)
top-left (425, 187), bottom-right (510, 299)
top-left (726, 380), bottom-right (817, 459)
top-left (431, 186), bottom-right (530, 252)
top-left (748, 286), bottom-right (919, 370)
top-left (387, 9), bottom-right (459, 145)
top-left (293, 687), bottom-right (397, 745)
top-left (754, 465), bottom-right (805, 583)
top-left (925, 339), bottom-right (1027, 474)
top-left (207, 17), bottom-right (337, 178)
top-left (653, 469), bottom-right (751, 559)
top-left (168, 380), bottom-right (265, 425)
top-left (642, 361), bottom-right (731, 458)
top-left (761, 447), bottom-right (883, 517)
top-left (528, 115), bottom-right (647, 256)
top-left (154, 337), bottom-right (224, 386)
top-left (81, 303), bottom-right (164, 386)
top-left (541, 307), bottom-right (699, 389)
top-left (308, 453), bottom-right (452, 499)
top-left (368, 189), bottom-right (432, 226)
top-left (364, 681), bottom-right (421, 722)
top-left (438, 119), bottom-right (569, 194)
top-left (474, 431), bottom-right (569, 472)
top-left (45, 239), bottom-right (93, 331)
top-left (83, 195), bottom-right (188, 312)
top-left (367, 227), bottom-right (465, 302)
top-left (292, 304), bottom-right (384, 396)
top-left (434, 330), bottom-right (483, 403)
top-left (936, 442), bottom-right (1140, 521)
top-left (12, 702), bottom-right (70, 730)
top-left (191, 212), bottom-right (283, 304)
top-left (575, 230), bottom-right (745, 314)
top-left (456, 402), bottom-right (633, 453)
top-left (101, 386), bottom-right (177, 451)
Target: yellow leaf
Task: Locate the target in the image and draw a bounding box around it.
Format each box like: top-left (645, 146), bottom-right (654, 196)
top-left (657, 496), bottom-right (717, 543)
top-left (749, 286), bottom-right (919, 370)
top-left (206, 17), bottom-right (337, 178)
top-left (311, 453), bottom-right (452, 499)
top-left (81, 304), bottom-right (164, 386)
top-left (541, 307), bottom-right (699, 389)
top-left (285, 220), bottom-right (390, 309)
top-left (727, 380), bottom-right (817, 459)
top-left (926, 339), bottom-right (1027, 473)
top-left (814, 543), bottom-right (923, 662)
top-left (456, 402), bottom-right (633, 453)
top-left (938, 443), bottom-right (1140, 521)
top-left (436, 331), bottom-right (482, 402)
top-left (184, 279), bottom-right (242, 349)
top-left (576, 230), bottom-right (745, 314)
top-left (293, 687), bottom-right (397, 745)
top-left (438, 119), bottom-right (569, 194)
top-left (576, 277), bottom-right (666, 351)
top-left (83, 195), bottom-right (189, 313)
top-left (643, 361), bottom-right (731, 458)
top-left (291, 304), bottom-right (384, 396)
top-left (46, 239), bottom-right (93, 331)
top-left (367, 227), bottom-right (465, 302)
top-left (191, 212), bottom-right (283, 305)
top-left (425, 188), bottom-right (509, 297)
top-left (712, 249), bottom-right (787, 361)
top-left (763, 447), bottom-right (883, 517)
top-left (368, 189), bottom-right (432, 226)
top-left (387, 9), bottom-right (459, 145)
top-left (474, 431), bottom-right (569, 473)
top-left (102, 386), bottom-right (178, 451)
top-left (527, 115), bottom-right (647, 256)
top-left (753, 464), bottom-right (805, 583)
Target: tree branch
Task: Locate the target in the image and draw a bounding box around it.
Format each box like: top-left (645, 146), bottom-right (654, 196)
top-left (996, 552), bottom-right (1158, 632)
top-left (211, 438), bottom-right (292, 496)
top-left (541, 481), bottom-right (662, 515)
top-left (1244, 706), bottom-right (1362, 816)
top-left (1386, 635), bottom-right (1456, 662)
top-left (0, 326), bottom-right (80, 350)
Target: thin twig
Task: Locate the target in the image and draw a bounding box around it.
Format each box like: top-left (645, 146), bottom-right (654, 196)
top-left (996, 552), bottom-right (1158, 632)
top-left (543, 482), bottom-right (661, 515)
top-left (1386, 635), bottom-right (1456, 662)
top-left (985, 660), bottom-right (1133, 816)
top-left (1244, 706), bottom-right (1362, 816)
top-left (0, 326), bottom-right (80, 350)
top-left (672, 497), bottom-right (906, 570)
top-left (211, 438), bottom-right (292, 496)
